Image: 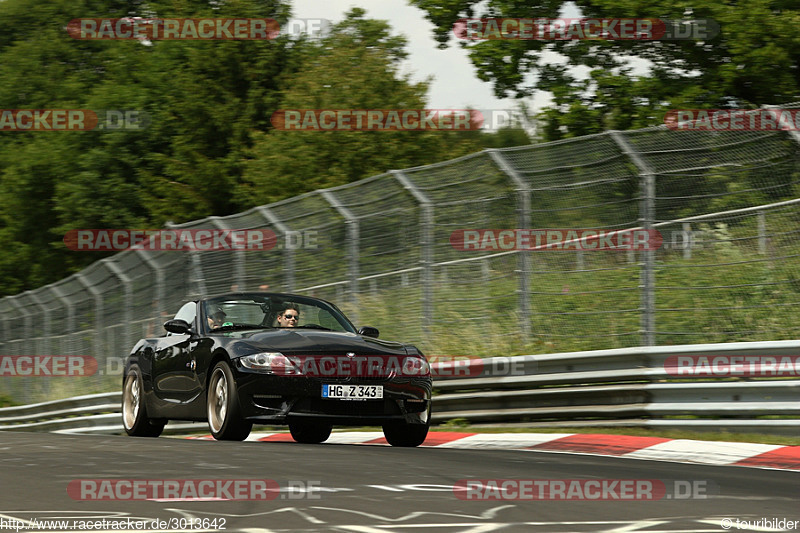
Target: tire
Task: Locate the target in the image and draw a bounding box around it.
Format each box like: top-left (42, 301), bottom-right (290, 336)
top-left (288, 419), bottom-right (333, 444)
top-left (122, 367), bottom-right (165, 437)
top-left (382, 421), bottom-right (429, 447)
top-left (207, 361), bottom-right (252, 441)
top-left (383, 405), bottom-right (431, 447)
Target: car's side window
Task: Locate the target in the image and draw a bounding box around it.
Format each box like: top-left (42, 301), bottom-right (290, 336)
top-left (173, 302), bottom-right (197, 326)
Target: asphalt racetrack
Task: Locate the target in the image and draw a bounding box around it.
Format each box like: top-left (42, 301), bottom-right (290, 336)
top-left (0, 431), bottom-right (798, 532)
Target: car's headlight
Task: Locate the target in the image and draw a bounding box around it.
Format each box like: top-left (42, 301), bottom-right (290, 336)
top-left (240, 352), bottom-right (299, 375)
top-left (402, 356), bottom-right (430, 376)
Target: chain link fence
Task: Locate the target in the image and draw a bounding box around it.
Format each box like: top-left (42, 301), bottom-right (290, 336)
top-left (2, 116), bottom-right (800, 403)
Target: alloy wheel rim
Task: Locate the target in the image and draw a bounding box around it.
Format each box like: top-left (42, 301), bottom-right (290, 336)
top-left (208, 369), bottom-right (228, 433)
top-left (123, 374), bottom-right (139, 429)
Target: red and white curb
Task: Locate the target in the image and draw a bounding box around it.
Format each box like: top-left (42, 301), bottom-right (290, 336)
top-left (186, 431), bottom-right (800, 471)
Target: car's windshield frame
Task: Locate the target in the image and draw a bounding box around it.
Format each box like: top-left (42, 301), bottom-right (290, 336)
top-left (200, 293), bottom-right (357, 334)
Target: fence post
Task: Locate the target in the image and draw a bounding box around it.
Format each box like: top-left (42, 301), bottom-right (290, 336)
top-left (320, 190), bottom-right (359, 322)
top-left (256, 206), bottom-right (294, 292)
top-left (210, 217), bottom-right (245, 290)
top-left (0, 299), bottom-right (7, 356)
top-left (487, 149), bottom-right (531, 342)
top-left (610, 131), bottom-right (657, 347)
top-left (135, 250), bottom-right (165, 335)
top-left (165, 221), bottom-right (207, 297)
top-left (682, 222), bottom-right (692, 259)
top-left (75, 272), bottom-right (103, 390)
top-left (26, 290), bottom-right (50, 351)
top-left (758, 210), bottom-right (767, 255)
top-left (102, 259), bottom-right (133, 371)
top-left (391, 170), bottom-right (433, 338)
top-left (7, 297), bottom-right (32, 352)
top-left (50, 283), bottom-right (76, 355)
top-left (27, 291), bottom-right (51, 396)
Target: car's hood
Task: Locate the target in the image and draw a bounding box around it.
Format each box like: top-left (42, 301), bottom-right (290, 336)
top-left (222, 329), bottom-right (409, 357)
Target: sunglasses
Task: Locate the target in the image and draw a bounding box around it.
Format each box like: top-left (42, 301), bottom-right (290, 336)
top-left (283, 314), bottom-right (298, 320)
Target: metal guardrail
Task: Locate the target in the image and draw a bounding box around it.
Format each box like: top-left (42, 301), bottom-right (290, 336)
top-left (430, 340), bottom-right (800, 435)
top-left (1, 341), bottom-right (798, 435)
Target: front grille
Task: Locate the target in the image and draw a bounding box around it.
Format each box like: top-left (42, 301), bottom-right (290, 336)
top-left (288, 354), bottom-right (403, 382)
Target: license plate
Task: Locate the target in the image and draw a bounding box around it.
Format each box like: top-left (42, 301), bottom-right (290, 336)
top-left (322, 384), bottom-right (383, 400)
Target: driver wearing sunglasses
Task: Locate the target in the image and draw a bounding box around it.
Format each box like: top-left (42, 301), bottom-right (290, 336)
top-left (276, 305), bottom-right (300, 328)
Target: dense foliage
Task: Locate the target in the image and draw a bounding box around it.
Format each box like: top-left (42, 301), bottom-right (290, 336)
top-left (0, 0), bottom-right (529, 296)
top-left (410, 0), bottom-right (800, 139)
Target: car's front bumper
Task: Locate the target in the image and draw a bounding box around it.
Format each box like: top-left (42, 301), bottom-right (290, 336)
top-left (234, 364), bottom-right (432, 426)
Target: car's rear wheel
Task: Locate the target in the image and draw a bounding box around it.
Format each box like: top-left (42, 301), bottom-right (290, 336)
top-left (122, 367), bottom-right (165, 437)
top-left (207, 361), bottom-right (252, 441)
top-left (288, 419), bottom-right (333, 444)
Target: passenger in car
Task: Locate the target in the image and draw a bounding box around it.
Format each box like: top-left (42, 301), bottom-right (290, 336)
top-left (208, 309), bottom-right (227, 329)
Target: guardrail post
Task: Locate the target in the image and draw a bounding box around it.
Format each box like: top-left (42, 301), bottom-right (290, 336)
top-left (610, 131), bottom-right (657, 347)
top-left (320, 190), bottom-right (359, 322)
top-left (391, 170), bottom-right (433, 338)
top-left (488, 149), bottom-right (532, 342)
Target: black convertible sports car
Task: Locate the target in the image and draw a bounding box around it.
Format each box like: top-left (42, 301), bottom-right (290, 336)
top-left (121, 293), bottom-right (432, 446)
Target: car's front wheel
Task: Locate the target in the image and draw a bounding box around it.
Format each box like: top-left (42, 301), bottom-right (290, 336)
top-left (122, 367), bottom-right (165, 437)
top-left (207, 361), bottom-right (252, 441)
top-left (382, 421), bottom-right (429, 447)
top-left (288, 419), bottom-right (333, 444)
top-left (383, 406), bottom-right (431, 447)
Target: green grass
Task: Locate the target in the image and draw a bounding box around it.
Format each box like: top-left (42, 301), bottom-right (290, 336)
top-left (342, 229), bottom-right (800, 356)
top-left (0, 393), bottom-right (17, 408)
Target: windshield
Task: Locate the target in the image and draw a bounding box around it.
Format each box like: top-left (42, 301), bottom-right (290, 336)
top-left (202, 293), bottom-right (356, 334)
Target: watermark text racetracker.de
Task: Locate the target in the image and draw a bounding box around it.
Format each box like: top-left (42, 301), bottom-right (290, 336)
top-left (664, 109), bottom-right (800, 131)
top-left (665, 355), bottom-right (800, 377)
top-left (0, 356), bottom-right (97, 377)
top-left (63, 229), bottom-right (320, 251)
top-left (240, 354), bottom-right (528, 378)
top-left (453, 17), bottom-right (719, 40)
top-left (68, 18), bottom-right (280, 40)
top-left (454, 479), bottom-right (713, 500)
top-left (270, 109), bottom-right (523, 131)
top-left (67, 18), bottom-right (333, 40)
top-left (0, 109), bottom-right (146, 131)
top-left (451, 228), bottom-right (663, 251)
top-left (67, 479), bottom-right (322, 501)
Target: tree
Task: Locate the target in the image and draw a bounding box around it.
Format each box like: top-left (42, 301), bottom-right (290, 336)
top-left (238, 8), bottom-right (489, 205)
top-left (409, 0), bottom-right (800, 140)
top-left (0, 0), bottom-right (293, 294)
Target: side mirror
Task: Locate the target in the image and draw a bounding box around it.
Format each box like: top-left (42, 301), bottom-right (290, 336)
top-left (358, 326), bottom-right (379, 338)
top-left (164, 319), bottom-right (192, 335)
